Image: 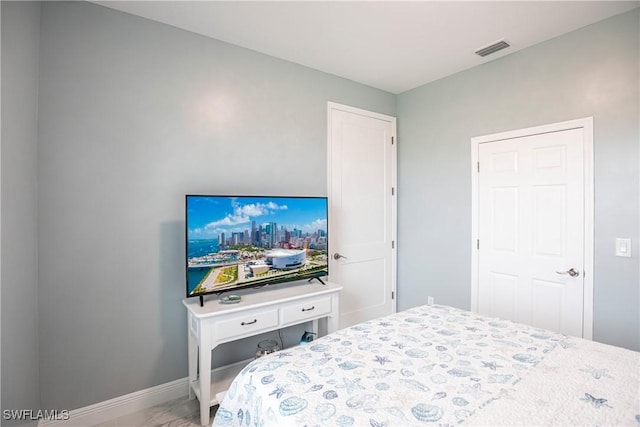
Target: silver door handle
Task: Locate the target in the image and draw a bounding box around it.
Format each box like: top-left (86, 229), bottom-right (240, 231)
top-left (333, 253), bottom-right (348, 260)
top-left (556, 268), bottom-right (580, 277)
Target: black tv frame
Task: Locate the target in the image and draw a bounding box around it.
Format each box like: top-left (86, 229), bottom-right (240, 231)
top-left (185, 195), bottom-right (329, 306)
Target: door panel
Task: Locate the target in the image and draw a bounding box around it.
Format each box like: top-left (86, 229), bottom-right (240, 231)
top-left (328, 104), bottom-right (396, 329)
top-left (532, 279), bottom-right (564, 332)
top-left (339, 258), bottom-right (386, 319)
top-left (533, 185), bottom-right (566, 257)
top-left (490, 272), bottom-right (518, 320)
top-left (491, 187), bottom-right (518, 252)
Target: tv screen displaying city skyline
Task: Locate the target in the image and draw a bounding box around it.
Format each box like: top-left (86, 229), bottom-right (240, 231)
top-left (186, 195), bottom-right (328, 297)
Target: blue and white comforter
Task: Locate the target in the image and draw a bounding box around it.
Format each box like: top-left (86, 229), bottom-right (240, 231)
top-left (213, 304), bottom-right (639, 426)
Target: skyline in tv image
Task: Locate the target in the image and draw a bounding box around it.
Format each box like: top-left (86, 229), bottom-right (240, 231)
top-left (186, 196), bottom-right (328, 296)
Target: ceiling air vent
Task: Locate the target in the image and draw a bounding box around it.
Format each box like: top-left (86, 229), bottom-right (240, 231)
top-left (475, 40), bottom-right (511, 57)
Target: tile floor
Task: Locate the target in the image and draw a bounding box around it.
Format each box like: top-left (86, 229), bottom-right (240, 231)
top-left (93, 397), bottom-right (217, 427)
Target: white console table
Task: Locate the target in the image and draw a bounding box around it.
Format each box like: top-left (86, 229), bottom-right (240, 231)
top-left (183, 280), bottom-right (342, 426)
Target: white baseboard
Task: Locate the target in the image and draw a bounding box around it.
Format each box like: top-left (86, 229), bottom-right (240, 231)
top-left (38, 360), bottom-right (250, 427)
top-left (38, 377), bottom-right (189, 427)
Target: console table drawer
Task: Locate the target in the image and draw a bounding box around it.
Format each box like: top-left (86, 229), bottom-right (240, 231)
top-left (281, 296), bottom-right (332, 325)
top-left (214, 309), bottom-right (279, 341)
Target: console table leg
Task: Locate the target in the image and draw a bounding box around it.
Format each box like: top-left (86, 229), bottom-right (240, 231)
top-left (187, 336), bottom-right (197, 400)
top-left (199, 340), bottom-right (212, 426)
top-left (328, 293), bottom-right (340, 333)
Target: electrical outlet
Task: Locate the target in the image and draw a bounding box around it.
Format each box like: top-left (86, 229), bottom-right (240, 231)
top-left (427, 296), bottom-right (434, 306)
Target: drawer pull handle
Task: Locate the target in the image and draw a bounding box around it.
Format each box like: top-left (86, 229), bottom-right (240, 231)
top-left (302, 306), bottom-right (315, 312)
top-left (241, 319), bottom-right (258, 326)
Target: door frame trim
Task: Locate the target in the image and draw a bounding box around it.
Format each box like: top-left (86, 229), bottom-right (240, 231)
top-left (327, 101), bottom-right (398, 313)
top-left (470, 117), bottom-right (594, 340)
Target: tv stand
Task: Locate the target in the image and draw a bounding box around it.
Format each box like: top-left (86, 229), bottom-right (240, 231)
top-left (183, 280), bottom-right (342, 426)
top-left (199, 295), bottom-right (204, 307)
top-left (309, 276), bottom-right (326, 285)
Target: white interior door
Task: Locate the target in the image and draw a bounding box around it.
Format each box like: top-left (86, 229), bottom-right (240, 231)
top-left (473, 119), bottom-right (593, 338)
top-left (328, 102), bottom-right (396, 329)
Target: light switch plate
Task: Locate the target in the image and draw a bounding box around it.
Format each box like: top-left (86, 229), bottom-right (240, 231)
top-left (615, 238), bottom-right (631, 257)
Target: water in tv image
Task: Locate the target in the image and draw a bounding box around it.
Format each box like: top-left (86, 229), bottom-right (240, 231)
top-left (186, 196), bottom-right (328, 296)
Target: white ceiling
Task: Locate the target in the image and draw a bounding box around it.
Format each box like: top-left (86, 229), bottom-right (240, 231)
top-left (94, 1), bottom-right (639, 94)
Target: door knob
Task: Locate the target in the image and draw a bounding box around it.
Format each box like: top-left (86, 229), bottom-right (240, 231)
top-left (555, 268), bottom-right (580, 277)
top-left (333, 253), bottom-right (348, 260)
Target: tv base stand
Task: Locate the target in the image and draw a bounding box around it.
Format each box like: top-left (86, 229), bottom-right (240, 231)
top-left (183, 280), bottom-right (342, 426)
top-left (309, 276), bottom-right (326, 285)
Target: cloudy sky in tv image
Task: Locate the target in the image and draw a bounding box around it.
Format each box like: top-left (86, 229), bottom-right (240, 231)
top-left (187, 196), bottom-right (327, 240)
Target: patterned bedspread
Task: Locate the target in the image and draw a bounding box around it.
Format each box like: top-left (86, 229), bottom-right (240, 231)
top-left (212, 304), bottom-right (639, 426)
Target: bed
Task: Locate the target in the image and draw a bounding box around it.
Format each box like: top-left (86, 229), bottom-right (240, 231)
top-left (212, 304), bottom-right (639, 426)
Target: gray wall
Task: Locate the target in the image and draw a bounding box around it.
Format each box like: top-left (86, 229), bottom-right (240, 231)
top-left (36, 1), bottom-right (395, 410)
top-left (1, 2), bottom-right (41, 425)
top-left (397, 9), bottom-right (639, 351)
